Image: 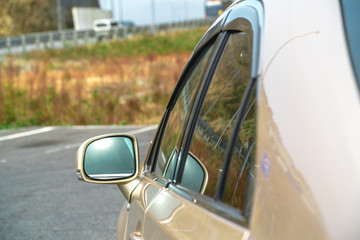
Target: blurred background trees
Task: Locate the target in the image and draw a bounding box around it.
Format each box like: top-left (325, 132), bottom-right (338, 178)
top-left (0, 0), bottom-right (57, 37)
top-left (0, 0), bottom-right (99, 37)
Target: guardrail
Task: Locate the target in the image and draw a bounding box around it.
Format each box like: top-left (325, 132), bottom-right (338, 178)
top-left (0, 18), bottom-right (214, 57)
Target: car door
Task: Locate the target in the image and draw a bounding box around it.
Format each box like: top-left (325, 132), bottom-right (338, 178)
top-left (123, 1), bottom-right (263, 239)
top-left (121, 28), bottom-right (219, 240)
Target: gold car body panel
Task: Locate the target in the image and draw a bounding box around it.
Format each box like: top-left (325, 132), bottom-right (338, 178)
top-left (254, 0), bottom-right (360, 239)
top-left (117, 175), bottom-right (163, 240)
top-left (117, 176), bottom-right (250, 240)
top-left (143, 187), bottom-right (250, 239)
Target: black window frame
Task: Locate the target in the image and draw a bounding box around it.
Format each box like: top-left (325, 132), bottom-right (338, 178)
top-left (174, 28), bottom-right (255, 223)
top-left (174, 31), bottom-right (231, 184)
top-left (145, 33), bottom-right (223, 182)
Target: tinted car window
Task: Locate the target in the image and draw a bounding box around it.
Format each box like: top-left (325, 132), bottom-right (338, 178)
top-left (153, 41), bottom-right (215, 178)
top-left (180, 32), bottom-right (252, 199)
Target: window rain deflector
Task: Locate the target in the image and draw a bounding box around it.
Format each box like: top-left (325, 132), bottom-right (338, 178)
top-left (168, 36), bottom-right (220, 184)
top-left (176, 32), bottom-right (231, 185)
top-left (150, 35), bottom-right (218, 179)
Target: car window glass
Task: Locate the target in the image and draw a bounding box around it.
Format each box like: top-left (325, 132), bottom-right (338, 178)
top-left (223, 87), bottom-right (256, 219)
top-left (152, 42), bottom-right (215, 178)
top-left (180, 32), bottom-right (252, 198)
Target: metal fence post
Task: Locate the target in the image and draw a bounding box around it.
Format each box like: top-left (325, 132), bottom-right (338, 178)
top-left (61, 31), bottom-right (65, 48)
top-left (112, 28), bottom-right (118, 41)
top-left (85, 30), bottom-right (89, 44)
top-left (73, 30), bottom-right (77, 46)
top-left (35, 34), bottom-right (40, 50)
top-left (6, 37), bottom-right (11, 54)
top-left (123, 27), bottom-right (128, 39)
top-left (21, 35), bottom-right (26, 54)
top-left (49, 32), bottom-right (54, 49)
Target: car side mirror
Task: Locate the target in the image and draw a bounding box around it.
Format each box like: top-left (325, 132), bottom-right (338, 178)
top-left (163, 148), bottom-right (208, 194)
top-left (76, 134), bottom-right (139, 184)
top-left (181, 152), bottom-right (208, 194)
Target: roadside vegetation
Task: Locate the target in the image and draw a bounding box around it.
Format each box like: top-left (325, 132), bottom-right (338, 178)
top-left (0, 28), bottom-right (207, 129)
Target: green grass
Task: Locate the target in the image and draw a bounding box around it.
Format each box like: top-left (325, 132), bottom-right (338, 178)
top-left (27, 28), bottom-right (206, 60)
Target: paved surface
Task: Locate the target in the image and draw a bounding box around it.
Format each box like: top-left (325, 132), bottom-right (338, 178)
top-left (0, 125), bottom-right (156, 240)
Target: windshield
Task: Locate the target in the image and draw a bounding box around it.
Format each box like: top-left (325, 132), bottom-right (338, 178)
top-left (340, 0), bottom-right (360, 89)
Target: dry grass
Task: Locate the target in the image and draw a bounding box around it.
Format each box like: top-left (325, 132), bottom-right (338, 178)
top-left (1, 27), bottom-right (210, 129)
top-left (0, 52), bottom-right (190, 128)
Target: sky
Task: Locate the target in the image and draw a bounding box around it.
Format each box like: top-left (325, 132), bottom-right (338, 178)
top-left (99, 0), bottom-right (206, 26)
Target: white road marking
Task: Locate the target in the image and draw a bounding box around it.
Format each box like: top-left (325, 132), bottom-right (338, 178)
top-left (44, 143), bottom-right (81, 154)
top-left (125, 125), bottom-right (157, 135)
top-left (0, 127), bottom-right (55, 142)
top-left (1, 159), bottom-right (7, 163)
top-left (69, 125), bottom-right (137, 130)
top-left (44, 125), bottom-right (157, 154)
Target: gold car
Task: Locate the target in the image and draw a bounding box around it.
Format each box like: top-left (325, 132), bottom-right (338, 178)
top-left (76, 0), bottom-right (360, 239)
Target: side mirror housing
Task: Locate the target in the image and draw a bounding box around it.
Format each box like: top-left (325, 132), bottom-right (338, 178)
top-left (76, 134), bottom-right (140, 184)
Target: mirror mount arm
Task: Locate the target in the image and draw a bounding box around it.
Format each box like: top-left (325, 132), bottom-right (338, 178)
top-left (117, 177), bottom-right (142, 203)
top-left (76, 170), bottom-right (85, 182)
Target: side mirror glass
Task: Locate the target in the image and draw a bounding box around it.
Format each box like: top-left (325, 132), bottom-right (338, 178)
top-left (76, 134), bottom-right (139, 183)
top-left (84, 136), bottom-right (135, 180)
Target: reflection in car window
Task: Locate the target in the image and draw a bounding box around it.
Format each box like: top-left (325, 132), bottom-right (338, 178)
top-left (163, 149), bottom-right (207, 193)
top-left (182, 32), bottom-right (251, 201)
top-left (153, 41), bottom-right (215, 178)
top-left (223, 87), bottom-right (256, 219)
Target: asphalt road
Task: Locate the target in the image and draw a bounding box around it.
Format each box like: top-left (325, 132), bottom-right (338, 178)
top-left (0, 125), bottom-right (156, 240)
